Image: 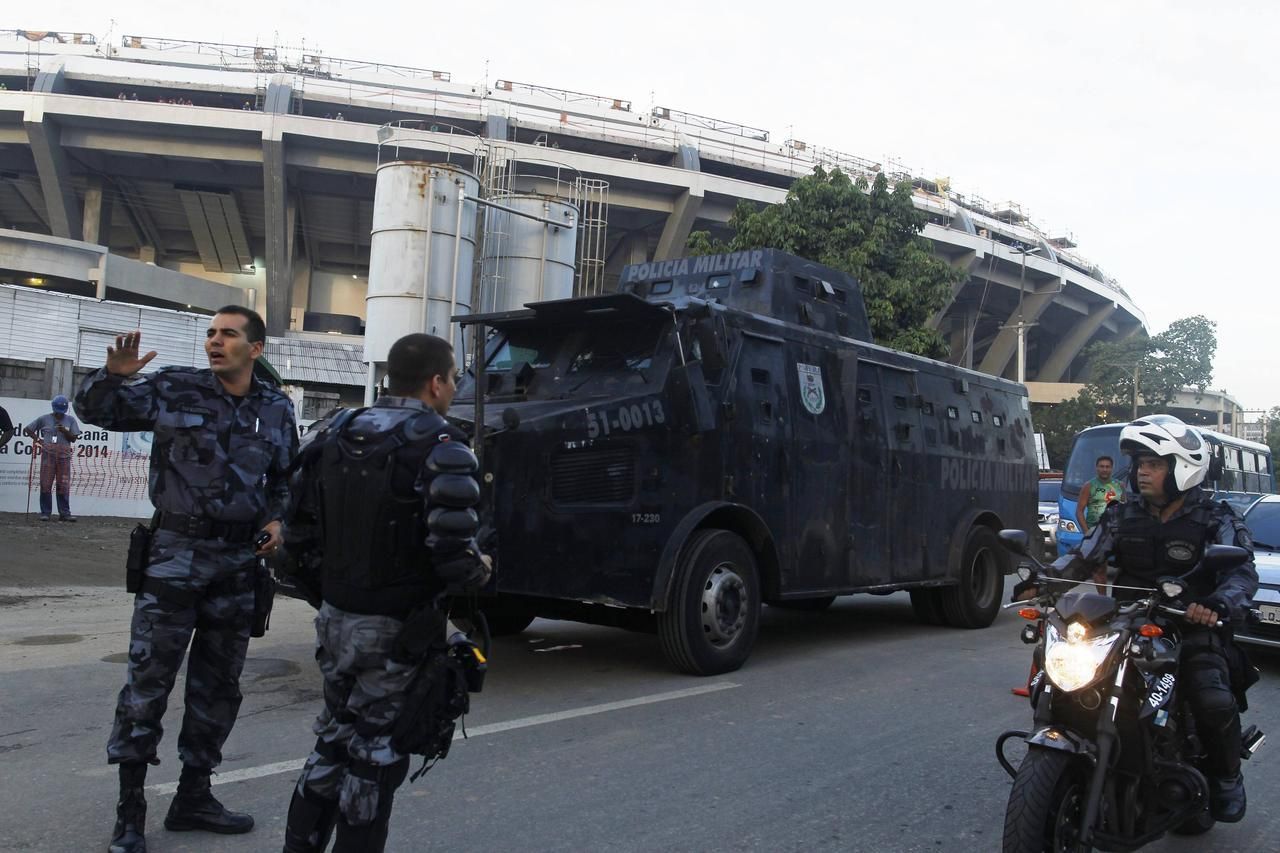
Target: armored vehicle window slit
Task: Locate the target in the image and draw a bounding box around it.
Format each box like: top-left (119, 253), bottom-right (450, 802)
top-left (971, 411), bottom-right (983, 423)
top-left (993, 414), bottom-right (1004, 427)
top-left (651, 280), bottom-right (673, 295)
top-left (922, 401), bottom-right (934, 415)
top-left (946, 405), bottom-right (959, 419)
top-left (751, 368), bottom-right (769, 385)
top-left (793, 276), bottom-right (811, 294)
top-left (893, 395), bottom-right (907, 410)
top-left (708, 274), bottom-right (732, 290)
top-left (857, 388), bottom-right (872, 403)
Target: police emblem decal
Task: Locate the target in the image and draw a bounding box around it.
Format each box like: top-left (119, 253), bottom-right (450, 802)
top-left (797, 363), bottom-right (825, 415)
top-left (1166, 541), bottom-right (1196, 562)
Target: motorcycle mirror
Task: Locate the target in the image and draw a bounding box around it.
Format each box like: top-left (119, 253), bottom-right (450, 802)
top-left (1159, 578), bottom-right (1185, 599)
top-left (998, 529), bottom-right (1030, 556)
top-left (1199, 544), bottom-right (1250, 575)
top-left (1017, 563), bottom-right (1034, 582)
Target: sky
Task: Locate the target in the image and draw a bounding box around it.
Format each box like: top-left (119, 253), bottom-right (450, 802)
top-left (31, 0), bottom-right (1280, 411)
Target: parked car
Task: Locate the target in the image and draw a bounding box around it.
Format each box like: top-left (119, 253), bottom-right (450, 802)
top-left (1038, 478), bottom-right (1062, 557)
top-left (1236, 494), bottom-right (1280, 650)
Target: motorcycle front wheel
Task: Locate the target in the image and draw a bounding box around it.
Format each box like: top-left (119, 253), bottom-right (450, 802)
top-left (1003, 748), bottom-right (1092, 853)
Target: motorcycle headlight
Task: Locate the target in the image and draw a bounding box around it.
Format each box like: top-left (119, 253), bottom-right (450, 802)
top-left (1058, 518), bottom-right (1078, 533)
top-left (1044, 622), bottom-right (1121, 692)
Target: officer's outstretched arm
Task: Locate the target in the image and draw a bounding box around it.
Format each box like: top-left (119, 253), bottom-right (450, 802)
top-left (73, 367), bottom-right (161, 431)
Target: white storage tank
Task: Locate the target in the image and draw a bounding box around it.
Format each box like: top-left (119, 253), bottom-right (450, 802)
top-left (366, 161), bottom-right (480, 364)
top-left (480, 193), bottom-right (578, 313)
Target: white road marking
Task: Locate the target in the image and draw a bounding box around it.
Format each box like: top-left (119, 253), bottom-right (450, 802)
top-left (145, 681), bottom-right (739, 795)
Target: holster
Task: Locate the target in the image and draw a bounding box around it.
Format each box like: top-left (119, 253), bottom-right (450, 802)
top-left (250, 559), bottom-right (276, 638)
top-left (125, 519), bottom-right (155, 594)
top-left (392, 605), bottom-right (448, 663)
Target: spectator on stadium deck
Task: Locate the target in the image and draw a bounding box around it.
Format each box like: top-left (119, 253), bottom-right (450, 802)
top-left (335, 112), bottom-right (345, 121)
top-left (130, 92), bottom-right (138, 100)
top-left (23, 395), bottom-right (81, 521)
top-left (242, 101), bottom-right (251, 110)
top-left (0, 403), bottom-right (14, 449)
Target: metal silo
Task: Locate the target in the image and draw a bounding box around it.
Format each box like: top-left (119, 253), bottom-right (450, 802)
top-left (366, 160), bottom-right (480, 365)
top-left (480, 194), bottom-right (579, 313)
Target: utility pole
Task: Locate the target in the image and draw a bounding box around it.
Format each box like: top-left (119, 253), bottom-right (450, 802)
top-left (1132, 363), bottom-right (1139, 420)
top-left (1011, 243), bottom-right (1040, 384)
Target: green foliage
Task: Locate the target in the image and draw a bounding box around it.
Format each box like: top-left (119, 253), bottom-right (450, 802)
top-left (1266, 406), bottom-right (1280, 465)
top-left (1081, 315), bottom-right (1217, 414)
top-left (686, 167), bottom-right (962, 357)
top-left (1034, 390), bottom-right (1106, 470)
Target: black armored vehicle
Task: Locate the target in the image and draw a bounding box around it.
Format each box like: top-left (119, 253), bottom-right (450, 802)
top-left (452, 249), bottom-right (1038, 674)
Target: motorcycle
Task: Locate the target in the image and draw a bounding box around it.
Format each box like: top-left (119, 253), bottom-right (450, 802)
top-left (993, 530), bottom-right (1264, 852)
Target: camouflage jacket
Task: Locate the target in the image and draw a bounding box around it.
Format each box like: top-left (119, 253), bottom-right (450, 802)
top-left (75, 366), bottom-right (297, 523)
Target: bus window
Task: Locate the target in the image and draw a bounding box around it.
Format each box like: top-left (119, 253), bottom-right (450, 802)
top-left (1244, 452), bottom-right (1258, 474)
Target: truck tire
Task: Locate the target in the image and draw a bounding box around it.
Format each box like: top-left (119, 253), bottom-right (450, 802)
top-left (658, 529), bottom-right (760, 676)
top-left (940, 525), bottom-right (1005, 629)
top-left (909, 588), bottom-right (946, 625)
top-left (769, 596), bottom-right (836, 612)
top-left (481, 596), bottom-right (538, 637)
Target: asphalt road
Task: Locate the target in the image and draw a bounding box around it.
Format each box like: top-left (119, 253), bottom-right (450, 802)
top-left (1, 581), bottom-right (1278, 853)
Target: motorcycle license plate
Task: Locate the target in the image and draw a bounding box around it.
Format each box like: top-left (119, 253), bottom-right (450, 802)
top-left (1259, 604), bottom-right (1280, 625)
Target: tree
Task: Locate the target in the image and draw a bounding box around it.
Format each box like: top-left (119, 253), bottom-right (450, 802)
top-left (1266, 406), bottom-right (1280, 465)
top-left (686, 168), bottom-right (963, 358)
top-left (1035, 390), bottom-right (1105, 470)
top-left (1081, 315), bottom-right (1217, 416)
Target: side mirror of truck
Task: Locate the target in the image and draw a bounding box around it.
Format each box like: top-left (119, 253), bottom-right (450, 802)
top-left (668, 362), bottom-right (717, 434)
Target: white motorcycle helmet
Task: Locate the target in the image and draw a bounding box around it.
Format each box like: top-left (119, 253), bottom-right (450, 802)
top-left (1119, 414), bottom-right (1210, 500)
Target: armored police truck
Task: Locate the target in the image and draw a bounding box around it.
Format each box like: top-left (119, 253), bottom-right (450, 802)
top-left (451, 250), bottom-right (1038, 675)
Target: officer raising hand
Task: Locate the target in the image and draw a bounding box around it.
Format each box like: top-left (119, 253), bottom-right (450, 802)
top-left (76, 307), bottom-right (297, 853)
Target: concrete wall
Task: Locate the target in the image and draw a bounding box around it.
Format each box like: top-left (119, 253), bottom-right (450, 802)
top-left (0, 356), bottom-right (93, 400)
top-left (308, 271), bottom-right (367, 319)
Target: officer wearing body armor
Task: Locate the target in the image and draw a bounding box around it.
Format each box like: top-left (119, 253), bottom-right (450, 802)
top-left (282, 333), bottom-right (491, 853)
top-left (1029, 414), bottom-right (1258, 822)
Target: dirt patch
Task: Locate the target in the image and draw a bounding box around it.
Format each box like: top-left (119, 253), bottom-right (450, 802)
top-left (0, 513), bottom-right (134, 587)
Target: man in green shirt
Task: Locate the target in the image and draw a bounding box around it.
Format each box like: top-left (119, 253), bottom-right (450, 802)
top-left (1076, 454), bottom-right (1125, 535)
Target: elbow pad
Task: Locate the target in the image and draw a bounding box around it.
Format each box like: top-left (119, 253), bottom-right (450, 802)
top-left (425, 439), bottom-right (481, 543)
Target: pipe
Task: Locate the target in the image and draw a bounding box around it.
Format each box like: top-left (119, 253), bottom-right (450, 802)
top-left (473, 194), bottom-right (573, 229)
top-left (418, 169), bottom-right (437, 334)
top-left (364, 359), bottom-right (377, 407)
top-left (537, 200), bottom-right (549, 301)
top-left (448, 181), bottom-right (466, 355)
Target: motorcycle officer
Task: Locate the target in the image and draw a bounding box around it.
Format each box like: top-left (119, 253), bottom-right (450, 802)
top-left (1017, 414), bottom-right (1257, 822)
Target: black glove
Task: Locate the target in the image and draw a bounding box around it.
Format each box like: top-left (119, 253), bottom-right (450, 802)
top-left (437, 549), bottom-right (492, 595)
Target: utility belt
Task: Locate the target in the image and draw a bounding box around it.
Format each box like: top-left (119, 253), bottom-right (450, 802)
top-left (157, 511), bottom-right (259, 543)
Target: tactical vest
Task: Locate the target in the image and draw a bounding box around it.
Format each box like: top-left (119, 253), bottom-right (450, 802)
top-left (1112, 499), bottom-right (1220, 596)
top-left (318, 408), bottom-right (446, 616)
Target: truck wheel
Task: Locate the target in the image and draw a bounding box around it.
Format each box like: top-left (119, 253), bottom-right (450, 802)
top-left (658, 529), bottom-right (760, 676)
top-left (769, 596), bottom-right (836, 612)
top-left (909, 589), bottom-right (946, 625)
top-left (940, 526), bottom-right (1005, 629)
top-left (482, 597), bottom-right (538, 637)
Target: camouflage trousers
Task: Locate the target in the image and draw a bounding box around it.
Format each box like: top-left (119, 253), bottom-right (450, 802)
top-left (292, 603), bottom-right (422, 825)
top-left (107, 530), bottom-right (255, 769)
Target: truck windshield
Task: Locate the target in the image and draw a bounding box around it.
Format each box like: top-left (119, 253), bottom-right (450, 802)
top-left (476, 320), bottom-right (665, 399)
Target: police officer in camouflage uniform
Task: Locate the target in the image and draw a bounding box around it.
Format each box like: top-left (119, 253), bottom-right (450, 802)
top-left (282, 333), bottom-right (490, 853)
top-left (75, 306), bottom-right (297, 853)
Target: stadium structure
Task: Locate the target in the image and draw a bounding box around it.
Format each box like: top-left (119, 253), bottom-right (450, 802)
top-left (0, 28), bottom-right (1247, 430)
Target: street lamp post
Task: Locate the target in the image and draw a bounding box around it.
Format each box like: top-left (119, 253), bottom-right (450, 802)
top-left (1012, 243), bottom-right (1041, 383)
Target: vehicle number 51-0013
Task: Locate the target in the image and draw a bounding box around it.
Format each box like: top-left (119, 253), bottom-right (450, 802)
top-left (587, 400), bottom-right (665, 438)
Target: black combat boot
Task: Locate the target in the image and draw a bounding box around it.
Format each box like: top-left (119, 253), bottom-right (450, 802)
top-left (1210, 774), bottom-right (1247, 823)
top-left (108, 762), bottom-right (147, 853)
top-left (163, 765), bottom-right (254, 834)
top-left (283, 787), bottom-right (339, 852)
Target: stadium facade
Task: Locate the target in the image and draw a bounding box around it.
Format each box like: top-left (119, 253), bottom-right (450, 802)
top-left (0, 28), bottom-right (1245, 429)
